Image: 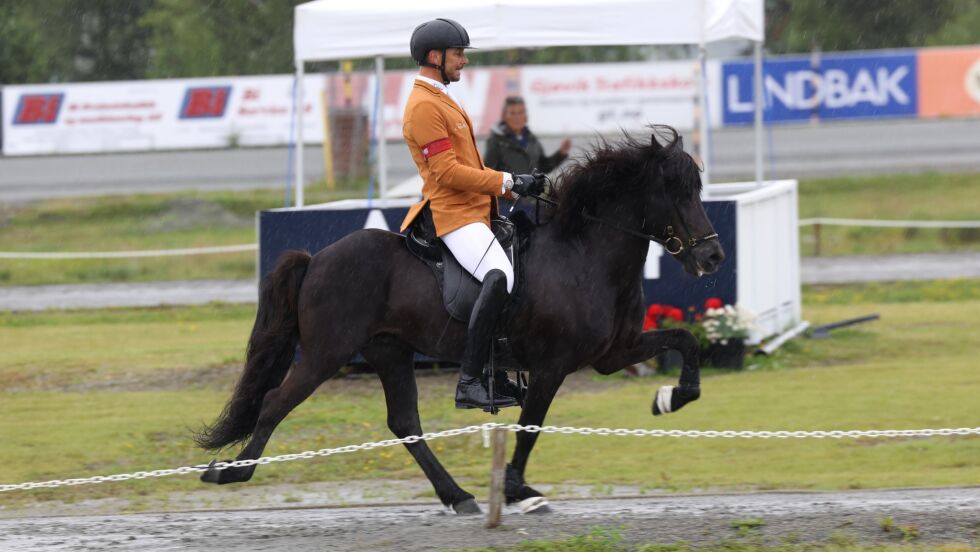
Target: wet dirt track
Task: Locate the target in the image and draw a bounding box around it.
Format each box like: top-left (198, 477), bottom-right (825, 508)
top-left (1, 487), bottom-right (977, 551)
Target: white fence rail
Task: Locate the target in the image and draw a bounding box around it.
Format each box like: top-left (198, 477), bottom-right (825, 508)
top-left (799, 218), bottom-right (980, 228)
top-left (0, 244), bottom-right (255, 260)
top-left (3, 423), bottom-right (978, 493)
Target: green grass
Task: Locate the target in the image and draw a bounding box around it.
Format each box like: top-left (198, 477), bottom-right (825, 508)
top-left (797, 172), bottom-right (980, 256)
top-left (0, 172), bottom-right (977, 286)
top-left (1, 280), bottom-right (978, 511)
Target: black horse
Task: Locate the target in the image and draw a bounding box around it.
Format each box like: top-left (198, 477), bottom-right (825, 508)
top-left (196, 126), bottom-right (724, 514)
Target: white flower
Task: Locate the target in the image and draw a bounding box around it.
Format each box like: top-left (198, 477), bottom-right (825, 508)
top-left (700, 303), bottom-right (755, 344)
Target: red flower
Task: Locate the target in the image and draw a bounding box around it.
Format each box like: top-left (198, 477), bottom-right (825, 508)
top-left (666, 307), bottom-right (684, 322)
top-left (704, 297), bottom-right (723, 309)
top-left (643, 316), bottom-right (658, 331)
top-left (646, 304), bottom-right (664, 317)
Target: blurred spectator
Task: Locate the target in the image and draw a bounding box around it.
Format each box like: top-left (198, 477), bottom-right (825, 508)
top-left (484, 96), bottom-right (571, 178)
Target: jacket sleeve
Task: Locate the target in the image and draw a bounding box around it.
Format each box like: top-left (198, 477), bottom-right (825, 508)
top-left (408, 101), bottom-right (503, 196)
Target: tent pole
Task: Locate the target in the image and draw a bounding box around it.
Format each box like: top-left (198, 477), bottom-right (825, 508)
top-left (375, 55), bottom-right (389, 199)
top-left (697, 0), bottom-right (710, 188)
top-left (753, 40), bottom-right (764, 187)
top-left (295, 60), bottom-right (306, 207)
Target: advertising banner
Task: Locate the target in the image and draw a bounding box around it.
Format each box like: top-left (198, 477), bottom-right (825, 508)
top-left (2, 75), bottom-right (325, 156)
top-left (722, 51), bottom-right (918, 124)
top-left (3, 61), bottom-right (713, 156)
top-left (331, 61), bottom-right (710, 142)
top-left (918, 46), bottom-right (980, 118)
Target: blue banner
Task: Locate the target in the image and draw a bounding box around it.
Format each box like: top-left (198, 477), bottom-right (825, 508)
top-left (722, 51), bottom-right (918, 124)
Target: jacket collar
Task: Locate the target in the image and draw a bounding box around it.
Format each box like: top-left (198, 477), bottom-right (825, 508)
top-left (414, 77), bottom-right (468, 121)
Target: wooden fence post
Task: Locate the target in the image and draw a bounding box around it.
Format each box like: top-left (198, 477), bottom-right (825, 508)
top-left (485, 427), bottom-right (507, 528)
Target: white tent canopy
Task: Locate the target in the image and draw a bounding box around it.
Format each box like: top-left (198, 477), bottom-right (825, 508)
top-left (295, 0), bottom-right (763, 62)
top-left (292, 0), bottom-right (765, 205)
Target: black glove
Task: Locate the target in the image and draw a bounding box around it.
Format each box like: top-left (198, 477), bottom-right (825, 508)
top-left (511, 170), bottom-right (546, 196)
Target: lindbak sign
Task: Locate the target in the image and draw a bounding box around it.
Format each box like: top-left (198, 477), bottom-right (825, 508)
top-left (722, 51), bottom-right (918, 124)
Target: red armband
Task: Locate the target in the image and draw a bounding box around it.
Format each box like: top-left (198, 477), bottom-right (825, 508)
top-left (421, 138), bottom-right (452, 161)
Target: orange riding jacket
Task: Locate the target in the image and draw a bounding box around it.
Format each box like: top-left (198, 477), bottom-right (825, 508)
top-left (399, 79), bottom-right (510, 236)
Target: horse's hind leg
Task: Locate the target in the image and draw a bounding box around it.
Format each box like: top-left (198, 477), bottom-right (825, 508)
top-left (505, 368), bottom-right (568, 514)
top-left (202, 349), bottom-right (346, 484)
top-left (362, 336), bottom-right (481, 515)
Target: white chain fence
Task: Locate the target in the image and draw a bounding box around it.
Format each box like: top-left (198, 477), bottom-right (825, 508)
top-left (3, 423), bottom-right (978, 493)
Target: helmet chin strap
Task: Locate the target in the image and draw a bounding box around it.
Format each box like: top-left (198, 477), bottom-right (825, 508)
top-left (421, 49), bottom-right (451, 85)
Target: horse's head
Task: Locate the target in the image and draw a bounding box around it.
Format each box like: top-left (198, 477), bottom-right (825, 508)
top-left (550, 126), bottom-right (724, 277)
top-left (643, 127), bottom-right (725, 277)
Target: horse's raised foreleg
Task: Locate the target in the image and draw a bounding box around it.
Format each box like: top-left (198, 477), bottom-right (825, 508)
top-left (363, 337), bottom-right (481, 515)
top-left (201, 350), bottom-right (345, 484)
top-left (505, 369), bottom-right (568, 514)
top-left (592, 328), bottom-right (701, 415)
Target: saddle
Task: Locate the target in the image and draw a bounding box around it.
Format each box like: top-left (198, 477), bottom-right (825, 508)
top-left (405, 205), bottom-right (533, 371)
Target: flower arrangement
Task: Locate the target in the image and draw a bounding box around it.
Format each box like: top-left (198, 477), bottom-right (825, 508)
top-left (701, 300), bottom-right (755, 346)
top-left (641, 297), bottom-right (755, 369)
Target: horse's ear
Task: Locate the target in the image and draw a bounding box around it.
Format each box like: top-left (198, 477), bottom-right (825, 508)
top-left (651, 133), bottom-right (662, 151)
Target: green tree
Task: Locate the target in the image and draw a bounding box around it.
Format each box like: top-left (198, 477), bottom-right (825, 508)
top-left (0, 2), bottom-right (56, 84)
top-left (0, 0), bottom-right (152, 84)
top-left (926, 0), bottom-right (980, 46)
top-left (766, 0), bottom-right (961, 54)
top-left (141, 0), bottom-right (305, 78)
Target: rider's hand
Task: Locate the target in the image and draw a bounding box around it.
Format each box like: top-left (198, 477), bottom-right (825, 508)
top-left (512, 171), bottom-right (546, 196)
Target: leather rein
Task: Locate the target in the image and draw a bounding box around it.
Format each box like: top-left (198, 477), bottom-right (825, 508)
top-left (526, 193), bottom-right (718, 256)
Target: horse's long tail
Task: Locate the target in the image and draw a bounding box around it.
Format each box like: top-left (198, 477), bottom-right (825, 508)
top-left (195, 250), bottom-right (312, 450)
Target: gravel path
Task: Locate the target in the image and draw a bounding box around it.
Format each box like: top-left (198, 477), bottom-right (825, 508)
top-left (2, 253), bottom-right (978, 312)
top-left (1, 487), bottom-right (977, 550)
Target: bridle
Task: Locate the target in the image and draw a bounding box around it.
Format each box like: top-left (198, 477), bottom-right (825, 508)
top-left (527, 185), bottom-right (718, 256)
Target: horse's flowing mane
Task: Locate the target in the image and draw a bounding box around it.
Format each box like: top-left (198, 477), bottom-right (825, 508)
top-left (549, 125), bottom-right (701, 236)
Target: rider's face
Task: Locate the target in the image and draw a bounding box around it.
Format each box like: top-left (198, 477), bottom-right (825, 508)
top-left (440, 48), bottom-right (468, 82)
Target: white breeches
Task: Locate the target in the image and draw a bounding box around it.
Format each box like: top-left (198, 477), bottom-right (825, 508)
top-left (441, 222), bottom-right (514, 293)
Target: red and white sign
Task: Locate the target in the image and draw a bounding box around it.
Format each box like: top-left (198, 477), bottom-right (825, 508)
top-left (2, 75), bottom-right (325, 156)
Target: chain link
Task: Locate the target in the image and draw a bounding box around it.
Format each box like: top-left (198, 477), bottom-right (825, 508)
top-left (3, 424), bottom-right (977, 493)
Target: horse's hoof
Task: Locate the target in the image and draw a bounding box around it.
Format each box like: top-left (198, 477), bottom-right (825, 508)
top-left (200, 460), bottom-right (224, 484)
top-left (513, 496), bottom-right (551, 514)
top-left (453, 498), bottom-right (482, 515)
top-left (652, 385), bottom-right (674, 416)
top-left (652, 385), bottom-right (700, 416)
top-left (200, 459), bottom-right (251, 485)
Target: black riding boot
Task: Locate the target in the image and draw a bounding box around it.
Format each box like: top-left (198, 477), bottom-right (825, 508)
top-left (455, 269), bottom-right (519, 411)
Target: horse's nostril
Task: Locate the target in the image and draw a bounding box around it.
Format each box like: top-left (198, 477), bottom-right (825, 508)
top-left (701, 251), bottom-right (724, 272)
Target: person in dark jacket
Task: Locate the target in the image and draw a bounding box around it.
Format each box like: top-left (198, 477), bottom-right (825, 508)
top-left (483, 96), bottom-right (571, 177)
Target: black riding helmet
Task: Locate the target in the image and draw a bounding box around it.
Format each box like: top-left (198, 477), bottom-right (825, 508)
top-left (410, 18), bottom-right (475, 84)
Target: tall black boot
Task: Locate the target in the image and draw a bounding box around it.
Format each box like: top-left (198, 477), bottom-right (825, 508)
top-left (455, 269), bottom-right (519, 411)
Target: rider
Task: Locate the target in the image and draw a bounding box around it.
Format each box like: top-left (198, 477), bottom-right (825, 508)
top-left (399, 18), bottom-right (545, 411)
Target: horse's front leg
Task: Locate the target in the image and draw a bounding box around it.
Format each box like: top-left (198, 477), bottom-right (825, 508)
top-left (506, 368), bottom-right (568, 514)
top-left (593, 328), bottom-right (701, 415)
